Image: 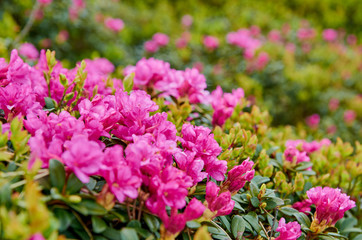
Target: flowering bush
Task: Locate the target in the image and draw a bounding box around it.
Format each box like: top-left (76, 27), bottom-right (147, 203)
top-left (0, 48), bottom-right (360, 240)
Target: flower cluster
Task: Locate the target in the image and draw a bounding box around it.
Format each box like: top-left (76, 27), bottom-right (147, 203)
top-left (284, 138), bottom-right (331, 165)
top-left (0, 50), bottom-right (256, 236)
top-left (144, 33), bottom-right (169, 53)
top-left (307, 187), bottom-right (356, 233)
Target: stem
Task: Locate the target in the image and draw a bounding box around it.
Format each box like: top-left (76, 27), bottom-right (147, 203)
top-left (13, 0), bottom-right (41, 46)
top-left (270, 208), bottom-right (278, 238)
top-left (10, 171), bottom-right (49, 189)
top-left (72, 210), bottom-right (94, 240)
top-left (259, 221), bottom-right (270, 240)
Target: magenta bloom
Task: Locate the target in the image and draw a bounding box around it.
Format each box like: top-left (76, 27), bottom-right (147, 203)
top-left (225, 159), bottom-right (255, 194)
top-left (104, 17), bottom-right (124, 32)
top-left (227, 28), bottom-right (262, 58)
top-left (152, 33), bottom-right (169, 47)
top-left (211, 86), bottom-right (244, 126)
top-left (292, 199), bottom-right (312, 214)
top-left (323, 29), bottom-right (338, 42)
top-left (205, 181), bottom-right (235, 217)
top-left (275, 218), bottom-right (302, 240)
top-left (0, 49), bottom-right (31, 86)
top-left (306, 114), bottom-right (320, 129)
top-left (181, 15), bottom-right (193, 27)
top-left (203, 36), bottom-right (219, 50)
top-left (18, 43), bottom-right (39, 60)
top-left (28, 233), bottom-right (46, 240)
top-left (344, 110), bottom-right (356, 124)
top-left (328, 98), bottom-right (339, 111)
top-left (255, 52), bottom-right (269, 70)
top-left (307, 187), bottom-right (356, 232)
top-left (62, 135), bottom-right (104, 183)
top-left (37, 0), bottom-right (52, 6)
top-left (144, 40), bottom-right (159, 53)
top-left (297, 28), bottom-right (316, 41)
top-left (268, 30), bottom-right (281, 42)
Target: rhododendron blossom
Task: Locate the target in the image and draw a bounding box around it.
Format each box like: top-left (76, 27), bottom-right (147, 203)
top-left (307, 187), bottom-right (356, 233)
top-left (275, 218), bottom-right (302, 240)
top-left (104, 17), bottom-right (124, 32)
top-left (18, 43), bottom-right (39, 60)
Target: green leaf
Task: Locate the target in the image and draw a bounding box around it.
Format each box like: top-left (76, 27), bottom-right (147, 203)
top-left (92, 216), bottom-right (107, 233)
top-left (186, 220), bottom-right (201, 229)
top-left (266, 146), bottom-right (279, 155)
top-left (243, 212), bottom-right (261, 232)
top-left (279, 207), bottom-right (299, 216)
top-left (82, 199), bottom-right (107, 215)
top-left (127, 220), bottom-right (142, 228)
top-left (231, 216), bottom-right (246, 238)
top-left (251, 176), bottom-right (270, 186)
top-left (120, 227), bottom-right (139, 240)
top-left (252, 144), bottom-right (263, 160)
top-left (251, 197), bottom-right (260, 208)
top-left (49, 159), bottom-right (65, 192)
top-left (293, 212), bottom-right (311, 228)
top-left (54, 208), bottom-right (73, 232)
top-left (66, 173), bottom-right (84, 194)
top-left (295, 162), bottom-right (314, 171)
top-left (44, 97), bottom-right (56, 110)
top-left (249, 182), bottom-right (259, 197)
top-left (144, 213), bottom-right (160, 232)
top-left (123, 72), bottom-right (134, 93)
top-left (85, 177), bottom-right (97, 191)
top-left (102, 227), bottom-right (121, 240)
top-left (218, 216), bottom-right (231, 232)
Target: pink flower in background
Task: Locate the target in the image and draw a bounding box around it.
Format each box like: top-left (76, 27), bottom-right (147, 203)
top-left (328, 98), bottom-right (339, 111)
top-left (347, 34), bottom-right (357, 45)
top-left (144, 40), bottom-right (159, 53)
top-left (327, 125), bottom-right (337, 135)
top-left (203, 35), bottom-right (219, 50)
top-left (104, 17), bottom-right (124, 32)
top-left (227, 28), bottom-right (262, 59)
top-left (181, 14), bottom-right (193, 27)
top-left (29, 233), bottom-right (46, 240)
top-left (193, 61), bottom-right (204, 72)
top-left (275, 218), bottom-right (302, 240)
top-left (306, 114), bottom-right (320, 129)
top-left (152, 33), bottom-right (169, 47)
top-left (268, 30), bottom-right (281, 42)
top-left (255, 52), bottom-right (269, 70)
top-left (250, 25), bottom-right (261, 37)
top-left (56, 30), bottom-right (69, 44)
top-left (69, 0), bottom-right (85, 21)
top-left (285, 42), bottom-right (296, 53)
top-left (37, 0), bottom-right (52, 6)
top-left (19, 43), bottom-right (39, 60)
top-left (344, 110), bottom-right (356, 124)
top-left (323, 29), bottom-right (338, 42)
top-left (307, 187), bottom-right (355, 231)
top-left (176, 32), bottom-right (191, 49)
top-left (292, 199), bottom-right (312, 213)
top-left (297, 28), bottom-right (316, 41)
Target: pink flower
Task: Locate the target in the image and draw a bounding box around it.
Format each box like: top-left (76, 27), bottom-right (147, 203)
top-left (104, 17), bottom-right (124, 32)
top-left (297, 28), bottom-right (316, 41)
top-left (327, 125), bottom-right (337, 135)
top-left (205, 181), bottom-right (235, 217)
top-left (344, 110), bottom-right (356, 124)
top-left (68, 0), bottom-right (85, 21)
top-left (29, 233), bottom-right (46, 240)
top-left (211, 86), bottom-right (244, 126)
top-left (102, 145), bottom-right (141, 203)
top-left (152, 33), bottom-right (169, 47)
top-left (18, 43), bottom-right (39, 60)
top-left (174, 152), bottom-right (208, 185)
top-left (268, 30), bottom-right (281, 42)
top-left (181, 15), bottom-right (193, 27)
top-left (347, 34), bottom-right (357, 45)
top-left (328, 98), bottom-right (339, 111)
top-left (62, 135), bottom-right (104, 183)
top-left (37, 0), bottom-right (52, 6)
top-left (323, 29), bottom-right (338, 42)
top-left (0, 83), bottom-right (41, 120)
top-left (56, 30), bottom-right (69, 44)
top-left (203, 36), bottom-right (219, 50)
top-left (285, 43), bottom-right (296, 53)
top-left (144, 40), bottom-right (159, 53)
top-left (292, 199), bottom-right (312, 213)
top-left (225, 159), bottom-right (255, 194)
top-left (306, 114), bottom-right (320, 129)
top-left (227, 28), bottom-right (262, 58)
top-left (307, 187), bottom-right (355, 232)
top-left (180, 123), bottom-right (222, 162)
top-left (0, 49), bottom-right (31, 86)
top-left (275, 218), bottom-right (302, 240)
top-left (255, 52), bottom-right (269, 70)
